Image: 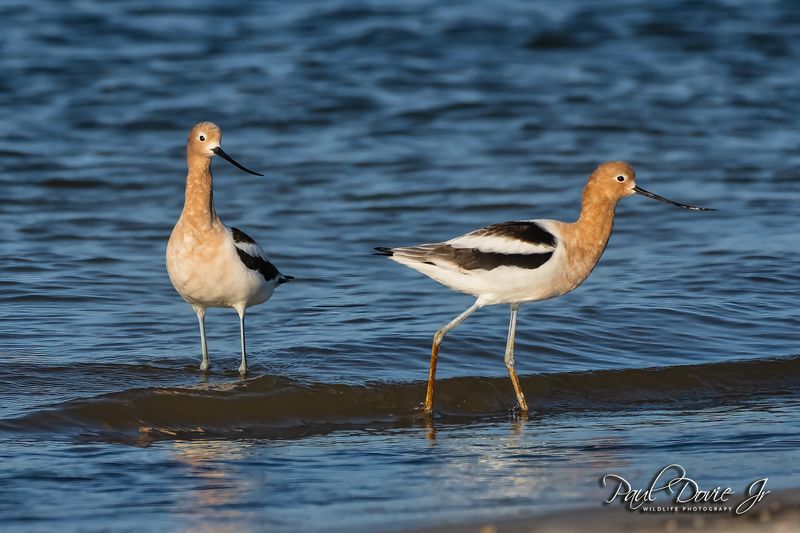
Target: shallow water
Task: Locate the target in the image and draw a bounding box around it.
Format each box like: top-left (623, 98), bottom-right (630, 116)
top-left (1, 0), bottom-right (799, 530)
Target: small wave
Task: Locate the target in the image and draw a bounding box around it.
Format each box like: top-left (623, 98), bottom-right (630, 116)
top-left (2, 355), bottom-right (798, 441)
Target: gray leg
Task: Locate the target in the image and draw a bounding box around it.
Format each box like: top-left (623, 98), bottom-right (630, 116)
top-left (236, 306), bottom-right (247, 376)
top-left (504, 303), bottom-right (528, 412)
top-left (195, 306), bottom-right (209, 372)
top-left (424, 299), bottom-right (483, 414)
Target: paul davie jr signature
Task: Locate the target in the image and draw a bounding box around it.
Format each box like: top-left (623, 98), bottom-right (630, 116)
top-left (601, 464), bottom-right (770, 515)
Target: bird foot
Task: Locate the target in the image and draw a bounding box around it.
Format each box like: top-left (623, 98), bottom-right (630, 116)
top-left (508, 404), bottom-right (530, 420)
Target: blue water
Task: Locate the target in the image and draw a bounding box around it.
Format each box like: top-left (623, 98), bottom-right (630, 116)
top-left (1, 0), bottom-right (799, 530)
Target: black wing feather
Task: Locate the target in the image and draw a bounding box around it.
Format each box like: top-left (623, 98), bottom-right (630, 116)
top-left (470, 221), bottom-right (557, 247)
top-left (376, 221), bottom-right (556, 271)
top-left (235, 247), bottom-right (281, 281)
top-left (427, 245), bottom-right (553, 270)
top-left (232, 227), bottom-right (293, 284)
top-left (231, 227), bottom-right (257, 245)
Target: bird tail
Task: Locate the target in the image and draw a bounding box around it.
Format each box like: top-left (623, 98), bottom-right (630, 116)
top-left (373, 246), bottom-right (395, 256)
top-left (277, 274), bottom-right (294, 285)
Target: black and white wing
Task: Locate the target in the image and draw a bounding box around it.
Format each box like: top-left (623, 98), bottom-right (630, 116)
top-left (375, 220), bottom-right (557, 272)
top-left (231, 227), bottom-right (293, 285)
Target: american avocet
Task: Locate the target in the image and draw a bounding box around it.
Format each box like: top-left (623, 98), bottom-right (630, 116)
top-left (167, 122), bottom-right (292, 375)
top-left (376, 161), bottom-right (713, 414)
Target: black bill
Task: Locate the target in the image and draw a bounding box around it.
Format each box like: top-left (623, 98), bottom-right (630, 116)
top-left (211, 146), bottom-right (264, 176)
top-left (633, 185), bottom-right (714, 211)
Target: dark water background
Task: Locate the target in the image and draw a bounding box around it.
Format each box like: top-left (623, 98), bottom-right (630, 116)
top-left (1, 0), bottom-right (799, 530)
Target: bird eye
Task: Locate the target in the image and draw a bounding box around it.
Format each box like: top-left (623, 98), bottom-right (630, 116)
top-left (616, 175), bottom-right (625, 182)
top-left (199, 135), bottom-right (206, 142)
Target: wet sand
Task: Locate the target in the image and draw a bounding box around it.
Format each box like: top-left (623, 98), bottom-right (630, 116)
top-left (416, 488), bottom-right (800, 533)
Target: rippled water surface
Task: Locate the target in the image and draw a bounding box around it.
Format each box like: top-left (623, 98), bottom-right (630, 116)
top-left (2, 0), bottom-right (799, 530)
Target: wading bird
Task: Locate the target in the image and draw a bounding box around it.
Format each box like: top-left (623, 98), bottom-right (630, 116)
top-left (167, 122), bottom-right (292, 375)
top-left (376, 162), bottom-right (712, 414)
